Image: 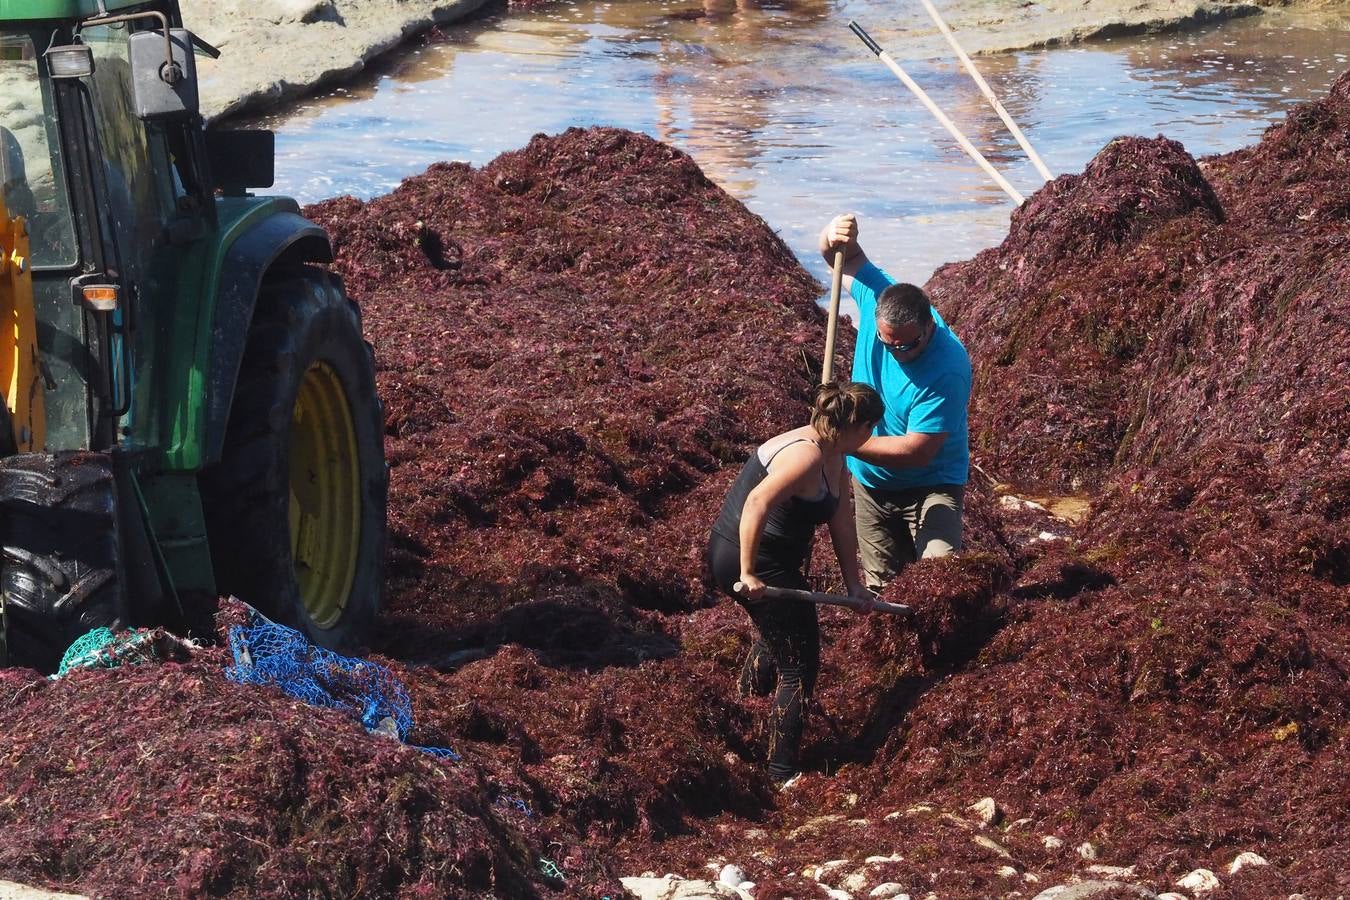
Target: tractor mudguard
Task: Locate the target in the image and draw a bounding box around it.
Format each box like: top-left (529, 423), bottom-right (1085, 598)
top-left (202, 210), bottom-right (332, 469)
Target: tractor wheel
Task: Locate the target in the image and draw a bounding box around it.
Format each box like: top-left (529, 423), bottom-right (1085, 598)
top-left (0, 452), bottom-right (123, 672)
top-left (201, 267), bottom-right (386, 650)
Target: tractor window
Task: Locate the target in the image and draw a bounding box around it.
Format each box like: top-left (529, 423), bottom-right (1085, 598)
top-left (82, 23), bottom-right (176, 272)
top-left (0, 33), bottom-right (78, 268)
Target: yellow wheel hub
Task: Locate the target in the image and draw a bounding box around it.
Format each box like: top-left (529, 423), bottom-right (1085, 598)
top-left (289, 361), bottom-right (360, 628)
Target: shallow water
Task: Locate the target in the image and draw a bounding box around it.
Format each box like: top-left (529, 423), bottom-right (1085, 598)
top-left (251, 2), bottom-right (1349, 296)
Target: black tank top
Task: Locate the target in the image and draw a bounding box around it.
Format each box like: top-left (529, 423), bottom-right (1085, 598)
top-left (710, 439), bottom-right (840, 567)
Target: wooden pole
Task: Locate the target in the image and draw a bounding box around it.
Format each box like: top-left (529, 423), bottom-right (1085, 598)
top-left (917, 0), bottom-right (1053, 183)
top-left (821, 249), bottom-right (845, 384)
top-left (848, 20), bottom-right (1025, 206)
top-left (734, 581), bottom-right (911, 615)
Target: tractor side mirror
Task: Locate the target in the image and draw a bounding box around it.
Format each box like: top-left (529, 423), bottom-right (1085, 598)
top-left (205, 130), bottom-right (275, 196)
top-left (129, 29), bottom-right (198, 121)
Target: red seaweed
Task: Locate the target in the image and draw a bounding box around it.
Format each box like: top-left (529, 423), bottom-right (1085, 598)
top-left (0, 67), bottom-right (1346, 897)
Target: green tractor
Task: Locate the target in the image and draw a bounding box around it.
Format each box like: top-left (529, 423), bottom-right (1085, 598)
top-left (0, 0), bottom-right (387, 671)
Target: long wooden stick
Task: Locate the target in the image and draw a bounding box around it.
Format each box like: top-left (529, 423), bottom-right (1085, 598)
top-left (848, 20), bottom-right (1024, 206)
top-left (734, 581), bottom-right (911, 615)
top-left (917, 0), bottom-right (1053, 183)
top-left (821, 249), bottom-right (845, 384)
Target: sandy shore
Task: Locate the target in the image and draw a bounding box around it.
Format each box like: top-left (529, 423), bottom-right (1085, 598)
top-left (184, 0), bottom-right (1341, 123)
top-left (187, 0), bottom-right (492, 122)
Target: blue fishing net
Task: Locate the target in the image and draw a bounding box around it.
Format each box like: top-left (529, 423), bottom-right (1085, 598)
top-left (224, 605), bottom-right (459, 760)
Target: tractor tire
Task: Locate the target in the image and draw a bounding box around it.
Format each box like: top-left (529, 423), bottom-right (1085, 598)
top-left (0, 452), bottom-right (123, 672)
top-left (201, 267), bottom-right (386, 651)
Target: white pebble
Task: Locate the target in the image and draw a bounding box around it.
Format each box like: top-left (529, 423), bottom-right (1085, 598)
top-left (1076, 841), bottom-right (1097, 860)
top-left (869, 886), bottom-right (909, 899)
top-left (996, 865), bottom-right (1019, 877)
top-left (719, 864), bottom-right (747, 887)
top-left (974, 835), bottom-right (1013, 858)
top-left (1177, 868), bottom-right (1221, 893)
top-left (1042, 835), bottom-right (1064, 851)
top-left (968, 797), bottom-right (1001, 827)
top-left (1228, 851), bottom-right (1269, 875)
top-left (825, 890), bottom-right (854, 900)
top-left (1157, 894), bottom-right (1189, 900)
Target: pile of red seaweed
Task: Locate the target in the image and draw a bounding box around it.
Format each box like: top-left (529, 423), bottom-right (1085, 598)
top-left (0, 70), bottom-right (1346, 898)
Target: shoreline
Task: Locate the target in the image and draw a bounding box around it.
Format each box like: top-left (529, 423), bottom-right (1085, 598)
top-left (189, 0), bottom-right (1333, 125)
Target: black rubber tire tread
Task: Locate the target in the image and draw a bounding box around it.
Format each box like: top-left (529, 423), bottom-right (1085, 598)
top-left (200, 267), bottom-right (386, 650)
top-left (0, 452), bottom-right (123, 672)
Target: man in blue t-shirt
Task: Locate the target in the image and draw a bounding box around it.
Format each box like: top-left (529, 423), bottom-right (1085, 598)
top-left (818, 213), bottom-right (971, 591)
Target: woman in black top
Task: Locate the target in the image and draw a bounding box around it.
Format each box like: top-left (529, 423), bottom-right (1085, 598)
top-left (707, 381), bottom-right (884, 783)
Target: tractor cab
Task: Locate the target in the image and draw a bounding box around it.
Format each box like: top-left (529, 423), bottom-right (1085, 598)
top-left (0, 2), bottom-right (386, 672)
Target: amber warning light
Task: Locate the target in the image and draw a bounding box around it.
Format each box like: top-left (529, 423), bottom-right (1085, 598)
top-left (81, 284), bottom-right (120, 312)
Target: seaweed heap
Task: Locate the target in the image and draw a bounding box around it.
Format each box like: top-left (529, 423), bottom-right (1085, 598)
top-left (306, 127), bottom-right (827, 644)
top-left (0, 74), bottom-right (1346, 899)
top-left (0, 127), bottom-right (832, 898)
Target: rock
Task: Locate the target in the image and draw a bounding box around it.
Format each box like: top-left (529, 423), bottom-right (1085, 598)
top-left (1042, 836), bottom-right (1064, 851)
top-left (619, 877), bottom-right (741, 899)
top-left (1227, 852), bottom-right (1269, 875)
top-left (997, 865), bottom-right (1020, 877)
top-left (814, 859), bottom-right (852, 883)
top-left (718, 865), bottom-right (746, 888)
top-left (1076, 842), bottom-right (1097, 860)
top-left (865, 854), bottom-right (904, 865)
top-left (973, 835), bottom-right (1013, 859)
top-left (736, 883), bottom-right (755, 897)
top-left (905, 804), bottom-right (935, 816)
top-left (1084, 864), bottom-right (1136, 879)
top-left (884, 810), bottom-right (903, 821)
top-left (843, 872), bottom-right (868, 892)
top-left (1031, 882), bottom-right (1154, 900)
top-left (868, 886), bottom-right (909, 900)
top-left (968, 797), bottom-right (1003, 828)
top-left (844, 793), bottom-right (860, 808)
top-left (1177, 869), bottom-right (1221, 893)
top-left (743, 828), bottom-right (768, 841)
top-left (0, 882), bottom-right (88, 900)
top-left (824, 890), bottom-right (853, 900)
top-left (1156, 894), bottom-right (1189, 900)
top-left (1010, 817), bottom-right (1034, 830)
top-left (1024, 873), bottom-right (1040, 883)
top-left (848, 819), bottom-right (871, 827)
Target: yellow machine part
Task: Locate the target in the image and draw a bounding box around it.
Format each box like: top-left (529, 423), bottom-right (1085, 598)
top-left (0, 197), bottom-right (45, 451)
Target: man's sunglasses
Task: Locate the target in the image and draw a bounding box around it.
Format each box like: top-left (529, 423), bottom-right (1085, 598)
top-left (881, 322), bottom-right (931, 354)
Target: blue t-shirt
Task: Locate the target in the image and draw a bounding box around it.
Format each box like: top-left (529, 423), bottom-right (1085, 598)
top-left (847, 262), bottom-right (971, 489)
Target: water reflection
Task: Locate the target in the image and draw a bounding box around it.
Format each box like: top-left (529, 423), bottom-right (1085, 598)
top-left (247, 2), bottom-right (1348, 285)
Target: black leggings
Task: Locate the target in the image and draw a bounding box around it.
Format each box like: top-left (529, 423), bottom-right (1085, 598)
top-left (706, 532), bottom-right (821, 780)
